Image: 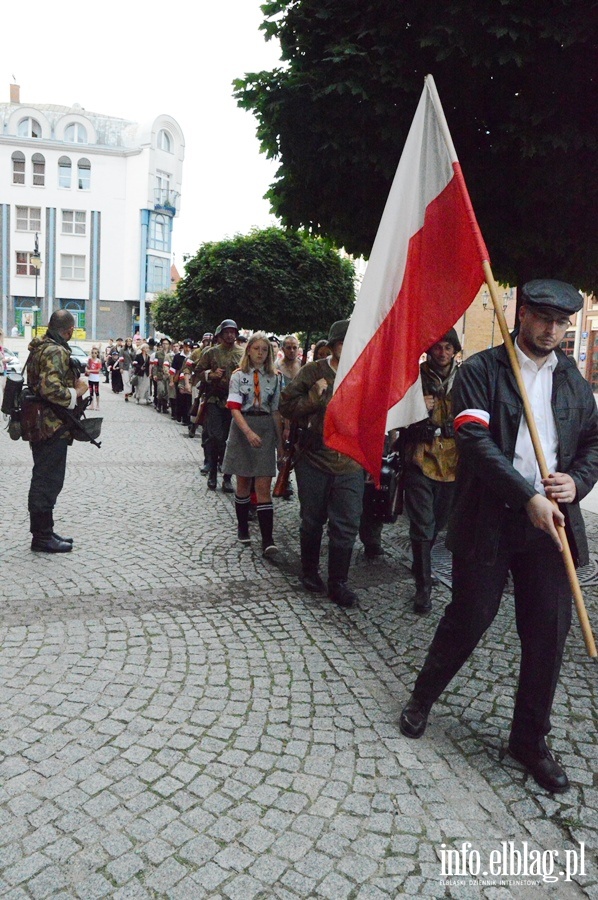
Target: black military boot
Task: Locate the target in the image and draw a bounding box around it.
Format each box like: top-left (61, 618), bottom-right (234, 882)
top-left (300, 535), bottom-right (325, 593)
top-left (327, 546), bottom-right (358, 609)
top-left (30, 511), bottom-right (72, 553)
top-left (411, 541), bottom-right (433, 614)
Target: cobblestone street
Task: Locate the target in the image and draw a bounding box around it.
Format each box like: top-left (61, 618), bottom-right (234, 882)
top-left (1, 388), bottom-right (597, 899)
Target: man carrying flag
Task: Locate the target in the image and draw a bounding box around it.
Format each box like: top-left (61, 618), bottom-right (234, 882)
top-left (323, 74), bottom-right (598, 792)
top-left (400, 280), bottom-right (598, 794)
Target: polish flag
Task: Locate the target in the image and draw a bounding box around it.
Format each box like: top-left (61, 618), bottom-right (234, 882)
top-left (324, 75), bottom-right (489, 482)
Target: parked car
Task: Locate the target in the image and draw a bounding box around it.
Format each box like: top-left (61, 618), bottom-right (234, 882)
top-left (2, 348), bottom-right (23, 375)
top-left (70, 345), bottom-right (90, 371)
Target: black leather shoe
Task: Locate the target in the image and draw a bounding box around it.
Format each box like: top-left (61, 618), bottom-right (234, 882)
top-left (328, 580), bottom-right (358, 609)
top-left (237, 528), bottom-right (250, 544)
top-left (301, 573), bottom-right (326, 593)
top-left (222, 477), bottom-right (234, 494)
top-left (508, 742), bottom-right (570, 793)
top-left (31, 535), bottom-right (73, 553)
top-left (53, 532), bottom-right (74, 544)
top-left (207, 473), bottom-right (217, 490)
top-left (399, 698), bottom-right (430, 738)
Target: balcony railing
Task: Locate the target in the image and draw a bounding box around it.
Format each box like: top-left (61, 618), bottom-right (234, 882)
top-left (153, 189), bottom-right (179, 214)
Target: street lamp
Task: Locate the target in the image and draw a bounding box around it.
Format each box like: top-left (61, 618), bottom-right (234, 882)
top-left (31, 233), bottom-right (42, 328)
top-left (31, 305), bottom-right (40, 337)
top-left (482, 288), bottom-right (510, 348)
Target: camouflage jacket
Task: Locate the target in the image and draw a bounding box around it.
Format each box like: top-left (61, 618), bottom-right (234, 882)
top-left (27, 332), bottom-right (78, 440)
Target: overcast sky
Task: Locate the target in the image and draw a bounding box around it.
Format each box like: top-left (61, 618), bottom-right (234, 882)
top-left (3, 0), bottom-right (283, 269)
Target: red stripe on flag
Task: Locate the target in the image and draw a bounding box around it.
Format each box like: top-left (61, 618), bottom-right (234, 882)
top-left (325, 174), bottom-right (484, 476)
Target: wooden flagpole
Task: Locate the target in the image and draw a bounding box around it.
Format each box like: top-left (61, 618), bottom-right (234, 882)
top-left (483, 262), bottom-right (597, 659)
top-left (425, 74), bottom-right (596, 659)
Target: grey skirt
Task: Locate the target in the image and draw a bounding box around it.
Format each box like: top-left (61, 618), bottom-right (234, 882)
top-left (222, 414), bottom-right (277, 478)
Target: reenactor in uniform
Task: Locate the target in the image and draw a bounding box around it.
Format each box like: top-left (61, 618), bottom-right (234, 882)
top-left (153, 338), bottom-right (172, 414)
top-left (194, 319), bottom-right (243, 491)
top-left (25, 309), bottom-right (88, 553)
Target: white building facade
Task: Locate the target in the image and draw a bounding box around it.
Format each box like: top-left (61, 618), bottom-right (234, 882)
top-left (0, 85), bottom-right (184, 340)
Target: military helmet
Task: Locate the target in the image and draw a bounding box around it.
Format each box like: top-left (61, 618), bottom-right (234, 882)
top-left (218, 319), bottom-right (239, 335)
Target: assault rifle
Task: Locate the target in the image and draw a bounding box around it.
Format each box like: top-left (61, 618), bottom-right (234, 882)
top-left (273, 422), bottom-right (298, 498)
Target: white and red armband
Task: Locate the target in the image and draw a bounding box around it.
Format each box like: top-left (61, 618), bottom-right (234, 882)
top-left (454, 409), bottom-right (490, 432)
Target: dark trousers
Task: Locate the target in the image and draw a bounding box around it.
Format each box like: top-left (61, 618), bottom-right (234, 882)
top-left (295, 457), bottom-right (364, 551)
top-left (28, 435), bottom-right (69, 534)
top-left (204, 404), bottom-right (232, 471)
top-left (176, 391), bottom-right (192, 425)
top-left (412, 511), bottom-right (572, 748)
top-left (403, 463), bottom-right (455, 543)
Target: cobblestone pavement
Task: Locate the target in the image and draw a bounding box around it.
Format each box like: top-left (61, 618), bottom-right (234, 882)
top-left (1, 388), bottom-right (597, 899)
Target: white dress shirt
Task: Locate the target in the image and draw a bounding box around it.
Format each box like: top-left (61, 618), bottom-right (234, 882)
top-left (513, 338), bottom-right (558, 495)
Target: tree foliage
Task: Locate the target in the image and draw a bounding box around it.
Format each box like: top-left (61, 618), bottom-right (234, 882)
top-left (152, 228), bottom-right (355, 338)
top-left (234, 0), bottom-right (597, 289)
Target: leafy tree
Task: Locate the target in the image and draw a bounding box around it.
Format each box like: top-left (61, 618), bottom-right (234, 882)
top-left (234, 0), bottom-right (597, 289)
top-left (152, 228), bottom-right (355, 338)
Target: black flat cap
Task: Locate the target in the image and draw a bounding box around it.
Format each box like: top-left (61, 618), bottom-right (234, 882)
top-left (521, 279), bottom-right (583, 315)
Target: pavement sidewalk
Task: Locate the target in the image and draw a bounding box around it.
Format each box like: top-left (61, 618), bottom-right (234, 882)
top-left (0, 388), bottom-right (596, 898)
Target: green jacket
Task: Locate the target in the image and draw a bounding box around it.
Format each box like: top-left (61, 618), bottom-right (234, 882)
top-left (279, 358), bottom-right (362, 475)
top-left (27, 332), bottom-right (78, 440)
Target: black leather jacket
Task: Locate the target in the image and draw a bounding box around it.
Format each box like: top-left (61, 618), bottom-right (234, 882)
top-left (446, 343), bottom-right (598, 566)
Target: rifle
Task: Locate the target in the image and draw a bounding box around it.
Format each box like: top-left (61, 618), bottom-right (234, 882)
top-left (273, 421), bottom-right (298, 498)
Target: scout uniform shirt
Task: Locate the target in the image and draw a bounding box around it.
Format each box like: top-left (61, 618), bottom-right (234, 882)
top-left (227, 367), bottom-right (281, 414)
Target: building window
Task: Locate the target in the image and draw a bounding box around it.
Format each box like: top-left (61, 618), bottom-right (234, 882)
top-left (16, 206), bottom-right (42, 232)
top-left (155, 171), bottom-right (171, 205)
top-left (32, 153), bottom-right (45, 186)
top-left (58, 156), bottom-right (72, 188)
top-left (62, 210), bottom-right (86, 235)
top-left (18, 117), bottom-right (41, 138)
top-left (16, 251), bottom-right (37, 276)
top-left (12, 151), bottom-right (25, 185)
top-left (146, 255), bottom-right (170, 292)
top-left (77, 158), bottom-right (91, 190)
top-left (65, 123), bottom-right (87, 143)
top-left (158, 129), bottom-right (173, 153)
top-left (61, 254), bottom-right (85, 280)
top-left (60, 298), bottom-right (86, 330)
top-left (148, 214), bottom-right (170, 251)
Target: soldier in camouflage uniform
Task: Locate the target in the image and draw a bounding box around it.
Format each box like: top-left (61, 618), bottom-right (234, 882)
top-left (26, 309), bottom-right (89, 553)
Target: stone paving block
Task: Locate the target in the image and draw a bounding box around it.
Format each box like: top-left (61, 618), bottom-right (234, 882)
top-left (144, 856), bottom-right (188, 892)
top-left (106, 851), bottom-right (145, 883)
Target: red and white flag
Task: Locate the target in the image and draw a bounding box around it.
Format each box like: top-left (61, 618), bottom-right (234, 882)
top-left (324, 75), bottom-right (489, 482)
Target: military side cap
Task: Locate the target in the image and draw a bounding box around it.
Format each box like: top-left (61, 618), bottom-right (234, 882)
top-left (327, 319), bottom-right (350, 345)
top-left (521, 280), bottom-right (583, 315)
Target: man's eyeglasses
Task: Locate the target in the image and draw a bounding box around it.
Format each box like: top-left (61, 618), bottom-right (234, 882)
top-left (532, 310), bottom-right (572, 329)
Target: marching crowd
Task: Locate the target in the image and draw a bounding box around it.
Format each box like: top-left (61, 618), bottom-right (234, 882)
top-left (18, 278), bottom-right (598, 796)
top-left (88, 318), bottom-right (462, 614)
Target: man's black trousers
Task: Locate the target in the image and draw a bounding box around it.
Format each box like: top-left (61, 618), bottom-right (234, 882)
top-left (412, 509), bottom-right (572, 749)
top-left (28, 434), bottom-right (69, 535)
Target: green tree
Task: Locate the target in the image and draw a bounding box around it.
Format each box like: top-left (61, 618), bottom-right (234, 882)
top-left (234, 0), bottom-right (597, 289)
top-left (152, 228), bottom-right (355, 338)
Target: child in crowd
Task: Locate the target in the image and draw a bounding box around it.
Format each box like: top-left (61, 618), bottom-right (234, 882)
top-left (86, 346), bottom-right (102, 410)
top-left (222, 332), bottom-right (283, 557)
